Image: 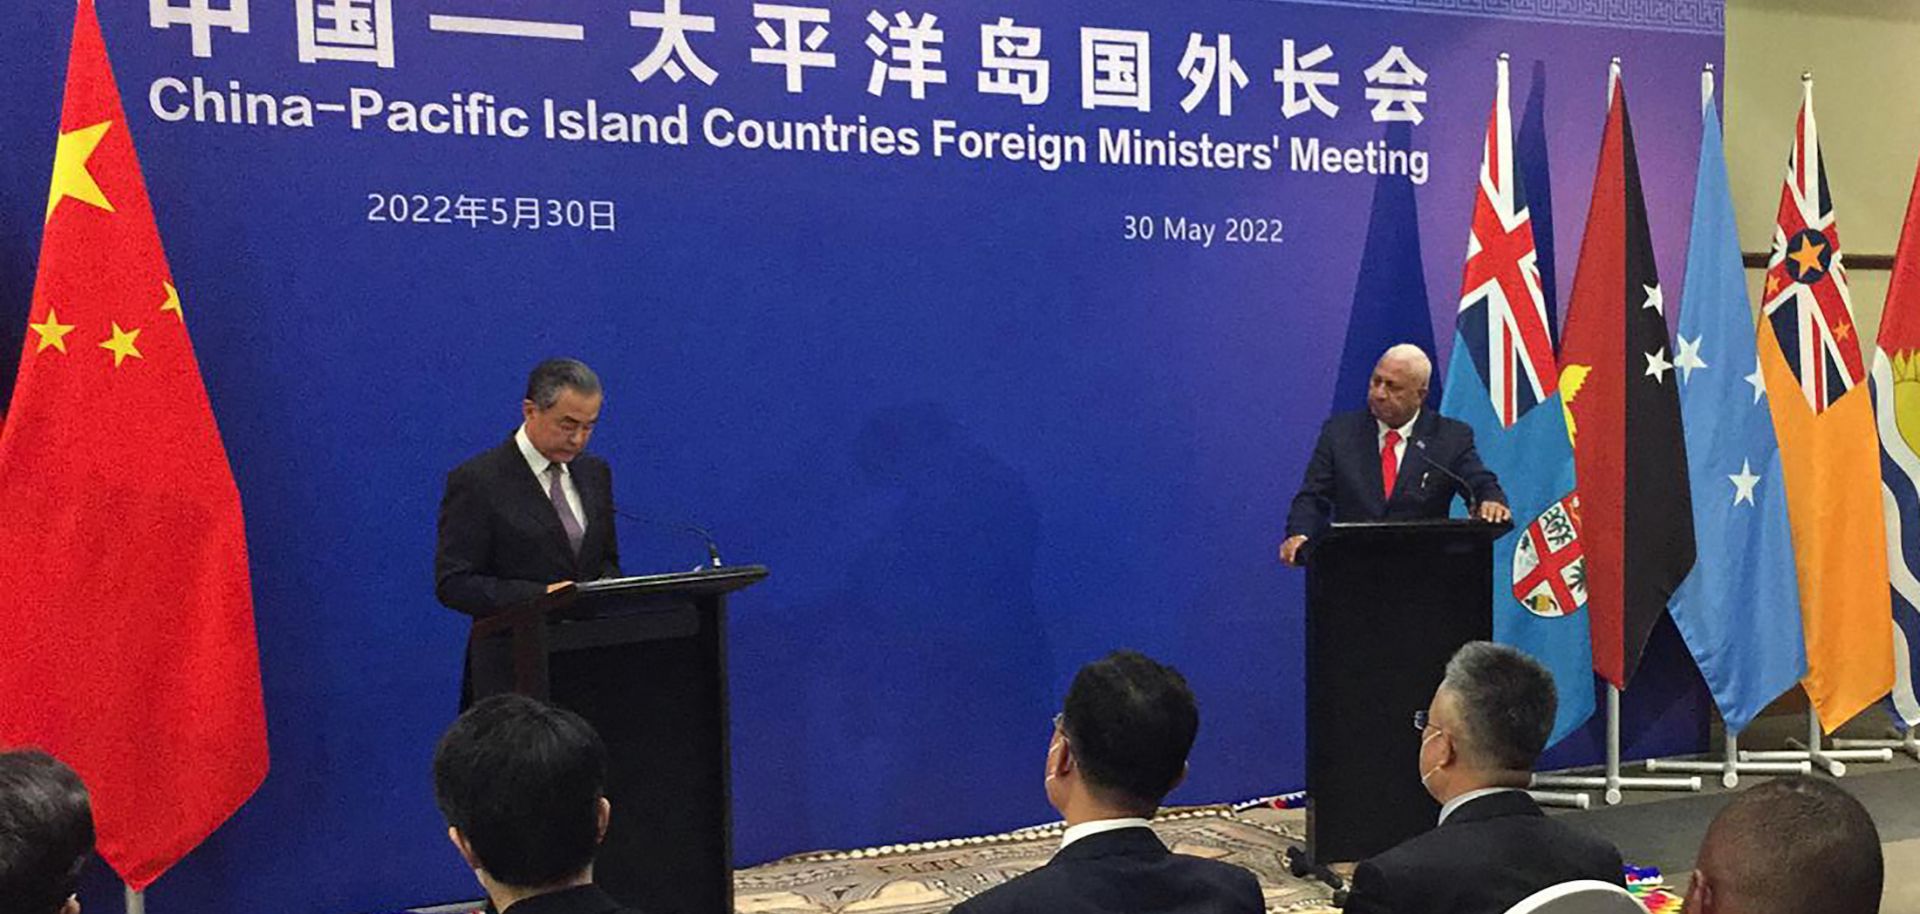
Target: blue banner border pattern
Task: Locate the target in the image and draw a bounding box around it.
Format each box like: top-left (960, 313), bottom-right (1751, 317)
top-left (1265, 0), bottom-right (1724, 35)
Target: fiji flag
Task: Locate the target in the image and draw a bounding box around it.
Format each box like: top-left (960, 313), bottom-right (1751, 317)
top-left (1872, 148), bottom-right (1920, 732)
top-left (1668, 77), bottom-right (1807, 736)
top-left (1438, 55), bottom-right (1595, 746)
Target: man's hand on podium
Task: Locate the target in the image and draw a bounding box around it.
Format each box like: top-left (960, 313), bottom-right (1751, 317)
top-left (546, 580), bottom-right (575, 594)
top-left (1475, 501), bottom-right (1512, 524)
top-left (1279, 535), bottom-right (1308, 567)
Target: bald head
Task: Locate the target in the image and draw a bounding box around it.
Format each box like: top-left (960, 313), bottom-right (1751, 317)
top-left (1367, 344), bottom-right (1432, 428)
top-left (1688, 776), bottom-right (1881, 914)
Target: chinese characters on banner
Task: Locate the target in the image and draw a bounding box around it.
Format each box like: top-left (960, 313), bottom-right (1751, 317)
top-left (146, 0), bottom-right (1431, 121)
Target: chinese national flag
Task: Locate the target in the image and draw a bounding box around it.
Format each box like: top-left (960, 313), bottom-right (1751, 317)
top-left (1558, 71), bottom-right (1697, 690)
top-left (0, 0), bottom-right (267, 889)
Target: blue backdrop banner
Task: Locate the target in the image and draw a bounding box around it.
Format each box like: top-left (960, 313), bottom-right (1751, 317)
top-left (0, 1), bottom-right (1720, 911)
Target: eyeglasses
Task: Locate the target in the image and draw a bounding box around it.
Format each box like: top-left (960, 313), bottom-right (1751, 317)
top-left (1053, 712), bottom-right (1066, 734)
top-left (1412, 709), bottom-right (1431, 732)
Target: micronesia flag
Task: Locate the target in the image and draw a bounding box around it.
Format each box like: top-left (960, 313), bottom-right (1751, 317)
top-left (1439, 55), bottom-right (1595, 746)
top-left (1668, 74), bottom-right (1807, 736)
top-left (1871, 142), bottom-right (1920, 733)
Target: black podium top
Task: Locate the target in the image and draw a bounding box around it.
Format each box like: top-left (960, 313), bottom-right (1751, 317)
top-left (473, 564), bottom-right (768, 637)
top-left (1324, 518), bottom-right (1514, 536)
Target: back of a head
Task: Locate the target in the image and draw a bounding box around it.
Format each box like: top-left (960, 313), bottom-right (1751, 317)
top-left (0, 750), bottom-right (94, 914)
top-left (432, 694), bottom-right (608, 888)
top-left (1699, 775), bottom-right (1882, 914)
top-left (1439, 642), bottom-right (1556, 771)
top-left (1060, 650), bottom-right (1199, 811)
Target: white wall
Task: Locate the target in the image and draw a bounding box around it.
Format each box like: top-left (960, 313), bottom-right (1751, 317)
top-left (1727, 0), bottom-right (1920, 341)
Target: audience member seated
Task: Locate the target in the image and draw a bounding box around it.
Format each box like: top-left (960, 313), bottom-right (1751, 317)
top-left (1343, 642), bottom-right (1623, 914)
top-left (1683, 774), bottom-right (1882, 914)
top-left (951, 650), bottom-right (1264, 914)
top-left (0, 749), bottom-right (95, 914)
top-left (432, 694), bottom-right (640, 914)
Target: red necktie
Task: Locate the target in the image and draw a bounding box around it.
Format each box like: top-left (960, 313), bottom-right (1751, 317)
top-left (1381, 430), bottom-right (1402, 500)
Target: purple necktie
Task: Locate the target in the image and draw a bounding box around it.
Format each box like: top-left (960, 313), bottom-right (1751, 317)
top-left (547, 464), bottom-right (584, 556)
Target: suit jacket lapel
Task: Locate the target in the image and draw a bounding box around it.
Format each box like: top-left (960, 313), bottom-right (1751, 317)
top-left (1357, 415), bottom-right (1388, 514)
top-left (1389, 411), bottom-right (1440, 504)
top-left (572, 460), bottom-right (605, 573)
top-left (501, 437), bottom-right (579, 573)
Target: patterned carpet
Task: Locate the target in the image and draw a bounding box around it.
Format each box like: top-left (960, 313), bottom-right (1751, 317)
top-left (404, 804), bottom-right (1695, 913)
top-left (731, 806), bottom-right (1339, 914)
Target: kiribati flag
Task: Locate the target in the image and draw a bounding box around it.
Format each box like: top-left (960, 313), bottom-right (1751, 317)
top-left (1438, 55), bottom-right (1594, 745)
top-left (1872, 147), bottom-right (1920, 732)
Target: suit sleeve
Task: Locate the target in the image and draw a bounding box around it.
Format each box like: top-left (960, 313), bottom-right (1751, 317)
top-left (1593, 841), bottom-right (1626, 886)
top-left (435, 464), bottom-right (549, 616)
top-left (598, 462), bottom-right (622, 579)
top-left (1450, 425), bottom-right (1507, 507)
top-left (1340, 859), bottom-right (1397, 914)
top-left (1286, 419), bottom-right (1340, 538)
top-left (1232, 866), bottom-right (1265, 913)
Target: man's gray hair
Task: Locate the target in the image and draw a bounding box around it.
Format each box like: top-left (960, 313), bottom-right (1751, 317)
top-left (1380, 343), bottom-right (1433, 387)
top-left (524, 358), bottom-right (601, 410)
top-left (1438, 641), bottom-right (1556, 771)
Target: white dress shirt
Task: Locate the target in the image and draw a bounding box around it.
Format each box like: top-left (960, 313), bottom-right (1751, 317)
top-left (516, 425), bottom-right (588, 535)
top-left (1437, 786), bottom-right (1521, 826)
top-left (1376, 410), bottom-right (1420, 484)
top-left (1058, 817), bottom-right (1153, 850)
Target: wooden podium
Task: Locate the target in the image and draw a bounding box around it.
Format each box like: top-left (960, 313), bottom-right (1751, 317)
top-left (1295, 519), bottom-right (1506, 873)
top-left (469, 565), bottom-right (767, 914)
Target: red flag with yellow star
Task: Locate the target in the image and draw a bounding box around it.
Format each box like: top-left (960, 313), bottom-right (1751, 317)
top-left (0, 0), bottom-right (267, 888)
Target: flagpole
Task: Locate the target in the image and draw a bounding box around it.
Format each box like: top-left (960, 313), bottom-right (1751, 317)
top-left (1715, 68), bottom-right (1903, 779)
top-left (1638, 63), bottom-right (1814, 789)
top-left (126, 886), bottom-right (145, 914)
top-left (1527, 54), bottom-right (1705, 806)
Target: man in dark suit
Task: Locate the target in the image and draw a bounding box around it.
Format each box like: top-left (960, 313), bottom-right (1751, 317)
top-left (1683, 775), bottom-right (1882, 914)
top-left (951, 651), bottom-right (1263, 914)
top-left (436, 358), bottom-right (622, 701)
top-left (1342, 642), bottom-right (1624, 914)
top-left (1280, 344), bottom-right (1509, 566)
top-left (433, 694), bottom-right (642, 914)
top-left (0, 750), bottom-right (94, 914)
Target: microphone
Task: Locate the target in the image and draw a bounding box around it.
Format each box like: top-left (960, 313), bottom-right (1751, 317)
top-left (1411, 440), bottom-right (1479, 516)
top-left (612, 506), bottom-right (724, 568)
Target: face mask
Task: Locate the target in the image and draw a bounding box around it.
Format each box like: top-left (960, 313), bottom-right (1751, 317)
top-left (1418, 728), bottom-right (1444, 787)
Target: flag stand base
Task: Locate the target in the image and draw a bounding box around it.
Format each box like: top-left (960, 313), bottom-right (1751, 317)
top-left (1738, 711), bottom-right (1892, 776)
top-left (1643, 732), bottom-right (1811, 788)
top-left (1525, 790), bottom-right (1590, 809)
top-left (1530, 686), bottom-right (1702, 805)
top-left (1831, 727), bottom-right (1920, 761)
